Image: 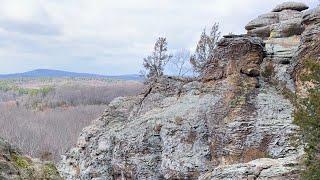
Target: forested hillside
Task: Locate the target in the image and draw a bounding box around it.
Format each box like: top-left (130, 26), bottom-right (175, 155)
top-left (0, 77), bottom-right (143, 161)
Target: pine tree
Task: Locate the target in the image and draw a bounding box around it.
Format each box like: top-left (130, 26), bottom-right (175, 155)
top-left (190, 23), bottom-right (220, 74)
top-left (143, 37), bottom-right (172, 81)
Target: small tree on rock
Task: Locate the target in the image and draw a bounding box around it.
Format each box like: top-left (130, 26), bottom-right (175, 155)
top-left (143, 37), bottom-right (172, 81)
top-left (168, 49), bottom-right (192, 77)
top-left (190, 23), bottom-right (221, 74)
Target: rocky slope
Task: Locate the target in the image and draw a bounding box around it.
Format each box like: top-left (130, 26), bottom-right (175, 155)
top-left (0, 138), bottom-right (62, 179)
top-left (59, 2), bottom-right (319, 180)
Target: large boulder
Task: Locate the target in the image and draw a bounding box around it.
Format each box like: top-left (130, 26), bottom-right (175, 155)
top-left (270, 18), bottom-right (304, 38)
top-left (302, 6), bottom-right (320, 25)
top-left (247, 26), bottom-right (271, 38)
top-left (245, 13), bottom-right (279, 30)
top-left (272, 2), bottom-right (309, 12)
top-left (246, 2), bottom-right (308, 39)
top-left (202, 35), bottom-right (264, 81)
top-left (278, 9), bottom-right (303, 21)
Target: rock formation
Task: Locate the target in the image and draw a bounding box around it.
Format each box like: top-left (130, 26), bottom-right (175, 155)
top-left (295, 6), bottom-right (320, 97)
top-left (57, 2), bottom-right (319, 180)
top-left (246, 2), bottom-right (308, 39)
top-left (0, 138), bottom-right (62, 179)
top-left (272, 2), bottom-right (309, 12)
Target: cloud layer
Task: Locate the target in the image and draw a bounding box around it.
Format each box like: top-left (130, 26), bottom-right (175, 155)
top-left (0, 0), bottom-right (317, 75)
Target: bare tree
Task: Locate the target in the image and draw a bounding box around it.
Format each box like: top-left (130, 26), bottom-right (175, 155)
top-left (169, 49), bottom-right (192, 77)
top-left (143, 37), bottom-right (172, 80)
top-left (190, 23), bottom-right (221, 74)
top-left (0, 78), bottom-right (144, 161)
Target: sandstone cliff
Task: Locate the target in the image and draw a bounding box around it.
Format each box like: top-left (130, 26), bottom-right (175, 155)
top-left (58, 2), bottom-right (320, 180)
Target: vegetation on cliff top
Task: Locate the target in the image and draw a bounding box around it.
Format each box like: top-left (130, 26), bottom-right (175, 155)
top-left (294, 59), bottom-right (320, 179)
top-left (142, 23), bottom-right (220, 82)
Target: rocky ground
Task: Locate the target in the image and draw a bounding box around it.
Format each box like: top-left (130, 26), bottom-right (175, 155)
top-left (58, 2), bottom-right (320, 180)
top-left (0, 138), bottom-right (62, 179)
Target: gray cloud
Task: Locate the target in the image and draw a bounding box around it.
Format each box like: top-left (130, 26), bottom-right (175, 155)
top-left (0, 0), bottom-right (317, 75)
top-left (0, 20), bottom-right (60, 36)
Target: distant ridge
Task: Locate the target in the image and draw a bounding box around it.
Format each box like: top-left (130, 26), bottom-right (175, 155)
top-left (0, 69), bottom-right (143, 81)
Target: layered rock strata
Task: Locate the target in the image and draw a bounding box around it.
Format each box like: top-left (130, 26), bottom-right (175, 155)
top-left (59, 2), bottom-right (320, 180)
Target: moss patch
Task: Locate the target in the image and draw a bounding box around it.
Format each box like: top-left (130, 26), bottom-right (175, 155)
top-left (11, 153), bottom-right (30, 169)
top-left (42, 162), bottom-right (60, 178)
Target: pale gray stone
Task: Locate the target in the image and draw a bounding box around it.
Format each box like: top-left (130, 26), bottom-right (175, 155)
top-left (245, 13), bottom-right (279, 30)
top-left (272, 2), bottom-right (309, 12)
top-left (270, 18), bottom-right (304, 38)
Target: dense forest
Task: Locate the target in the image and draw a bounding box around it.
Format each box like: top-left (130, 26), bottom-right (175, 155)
top-left (0, 77), bottom-right (143, 161)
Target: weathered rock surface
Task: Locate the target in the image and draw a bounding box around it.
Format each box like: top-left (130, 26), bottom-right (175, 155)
top-left (272, 2), bottom-right (309, 12)
top-left (0, 138), bottom-right (62, 179)
top-left (302, 6), bottom-right (320, 26)
top-left (278, 10), bottom-right (302, 21)
top-left (59, 75), bottom-right (304, 179)
top-left (199, 156), bottom-right (302, 180)
top-left (245, 13), bottom-right (279, 31)
top-left (246, 2), bottom-right (312, 91)
top-left (203, 35), bottom-right (264, 81)
top-left (58, 2), bottom-right (319, 180)
top-left (295, 5), bottom-right (320, 96)
top-left (59, 35), bottom-right (304, 179)
top-left (270, 18), bottom-right (304, 38)
top-left (247, 2), bottom-right (308, 39)
top-left (247, 26), bottom-right (271, 38)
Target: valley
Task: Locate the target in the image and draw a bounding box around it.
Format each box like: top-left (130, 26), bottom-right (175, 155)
top-left (0, 77), bottom-right (143, 161)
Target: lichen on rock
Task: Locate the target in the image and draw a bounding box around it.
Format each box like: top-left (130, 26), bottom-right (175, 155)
top-left (56, 2), bottom-right (319, 180)
top-left (0, 138), bottom-right (62, 180)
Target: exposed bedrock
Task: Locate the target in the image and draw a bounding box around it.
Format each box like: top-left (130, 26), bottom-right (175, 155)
top-left (59, 36), bottom-right (304, 180)
top-left (58, 2), bottom-right (320, 180)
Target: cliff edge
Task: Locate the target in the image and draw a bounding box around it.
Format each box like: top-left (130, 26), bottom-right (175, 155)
top-left (58, 2), bottom-right (320, 180)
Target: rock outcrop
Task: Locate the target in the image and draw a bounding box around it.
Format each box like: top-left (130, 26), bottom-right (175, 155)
top-left (0, 138), bottom-right (62, 179)
top-left (272, 2), bottom-right (309, 12)
top-left (202, 35), bottom-right (264, 81)
top-left (295, 6), bottom-right (320, 96)
top-left (246, 2), bottom-right (308, 39)
top-left (246, 2), bottom-right (312, 91)
top-left (59, 2), bottom-right (319, 180)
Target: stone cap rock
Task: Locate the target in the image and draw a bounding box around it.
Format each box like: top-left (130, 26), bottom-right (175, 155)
top-left (272, 2), bottom-right (309, 12)
top-left (245, 2), bottom-right (310, 38)
top-left (302, 6), bottom-right (320, 25)
top-left (245, 12), bottom-right (279, 30)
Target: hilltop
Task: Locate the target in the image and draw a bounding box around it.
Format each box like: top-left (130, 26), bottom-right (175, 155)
top-left (0, 69), bottom-right (142, 81)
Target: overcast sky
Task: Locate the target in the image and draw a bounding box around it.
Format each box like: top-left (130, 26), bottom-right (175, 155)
top-left (0, 0), bottom-right (317, 75)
